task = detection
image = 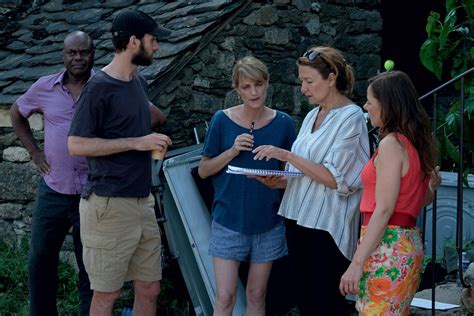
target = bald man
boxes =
[10,31,95,316]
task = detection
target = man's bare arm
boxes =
[68,133,172,157]
[150,105,166,130]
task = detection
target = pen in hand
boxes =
[248,121,255,148]
[250,121,255,135]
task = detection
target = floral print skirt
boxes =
[356,225,424,316]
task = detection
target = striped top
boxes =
[279,104,370,259]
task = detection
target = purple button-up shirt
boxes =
[16,70,93,195]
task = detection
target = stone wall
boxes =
[159,0,382,147]
[0,0,382,247]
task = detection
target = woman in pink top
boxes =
[339,71,441,315]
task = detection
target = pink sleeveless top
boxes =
[360,133,429,219]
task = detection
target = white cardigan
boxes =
[280,104,370,259]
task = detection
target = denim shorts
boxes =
[208,220,288,263]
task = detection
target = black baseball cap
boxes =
[111,9,172,39]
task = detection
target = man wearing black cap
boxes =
[68,9,172,315]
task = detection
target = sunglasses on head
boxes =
[303,50,322,61]
[302,50,335,71]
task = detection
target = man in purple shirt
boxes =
[10,31,94,316]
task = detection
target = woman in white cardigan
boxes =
[253,46,370,315]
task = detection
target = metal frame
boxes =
[418,67,474,314]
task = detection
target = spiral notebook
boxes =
[226,165,304,177]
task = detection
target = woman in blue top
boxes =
[198,56,296,315]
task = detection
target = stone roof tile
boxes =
[0,1,247,105]
[6,41,27,51]
[65,8,112,24]
[2,81,32,95]
[0,93,21,106]
[25,45,58,55]
[188,0,234,14]
[45,21,70,34]
[2,65,61,81]
[139,3,167,15]
[42,0,65,13]
[11,28,28,37]
[21,50,62,67]
[0,81,11,89]
[156,37,202,59]
[17,32,33,42]
[103,0,135,9]
[0,54,30,70]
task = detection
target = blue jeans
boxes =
[28,178,92,316]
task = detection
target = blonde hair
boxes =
[297,46,354,95]
[232,56,269,88]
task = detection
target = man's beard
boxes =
[132,42,154,66]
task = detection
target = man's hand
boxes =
[68,133,173,157]
[135,133,172,152]
[30,149,50,175]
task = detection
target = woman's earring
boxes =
[237,94,242,103]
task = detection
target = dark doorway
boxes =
[380,0,445,96]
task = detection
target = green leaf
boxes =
[446,0,456,12]
[463,0,474,20]
[420,39,443,79]
[426,11,441,35]
[439,8,457,49]
[444,134,461,163]
[463,168,472,188]
[446,100,461,127]
[465,97,474,118]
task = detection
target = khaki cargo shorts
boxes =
[79,193,162,292]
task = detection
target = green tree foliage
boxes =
[420,0,474,181]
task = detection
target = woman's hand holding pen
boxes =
[230,133,254,156]
[252,145,290,162]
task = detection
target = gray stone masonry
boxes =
[0,0,382,257]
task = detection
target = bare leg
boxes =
[133,280,161,316]
[245,262,272,316]
[213,257,241,316]
[90,289,121,316]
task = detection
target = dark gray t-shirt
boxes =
[69,70,152,198]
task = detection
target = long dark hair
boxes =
[368,71,436,177]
